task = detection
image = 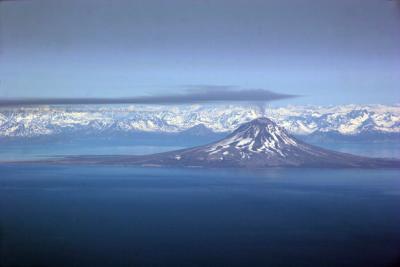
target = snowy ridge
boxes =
[0,104,399,138]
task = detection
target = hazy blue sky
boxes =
[0,0,399,105]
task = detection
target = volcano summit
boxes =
[50,117,400,168]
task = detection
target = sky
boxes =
[0,0,399,106]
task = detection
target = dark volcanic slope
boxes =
[52,117,400,168]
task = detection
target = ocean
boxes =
[0,141,399,267]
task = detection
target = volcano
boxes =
[53,117,400,168]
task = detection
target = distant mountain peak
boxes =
[210,117,298,157]
[182,123,214,136]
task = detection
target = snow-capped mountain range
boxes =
[0,104,399,139]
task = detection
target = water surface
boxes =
[1,165,399,267]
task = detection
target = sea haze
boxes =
[1,136,399,162]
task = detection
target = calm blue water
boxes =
[1,165,400,267]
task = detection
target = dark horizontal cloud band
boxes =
[0,89,297,107]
